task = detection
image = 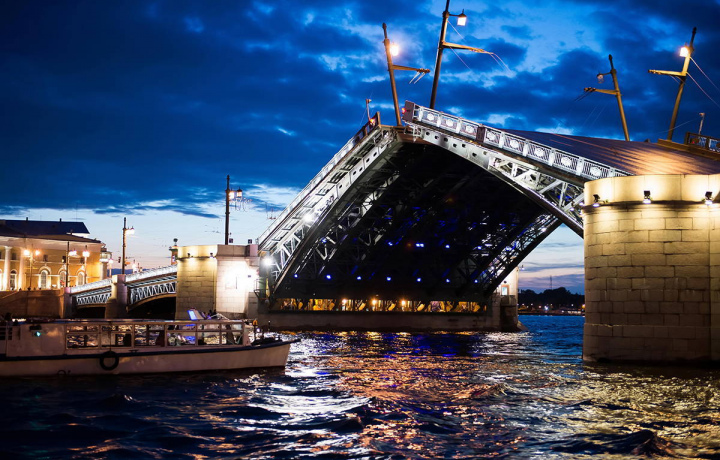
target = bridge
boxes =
[68,265,178,315]
[65,102,720,362]
[257,101,719,306]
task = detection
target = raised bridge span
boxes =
[257,101,720,307]
[67,102,720,353]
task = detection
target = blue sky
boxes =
[2,0,719,294]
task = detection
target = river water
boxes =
[0,316,718,459]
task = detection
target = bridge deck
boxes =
[505,130,720,175]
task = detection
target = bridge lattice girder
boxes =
[258,103,629,302]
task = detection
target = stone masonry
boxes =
[584,174,720,363]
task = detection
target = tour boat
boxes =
[0,311,297,377]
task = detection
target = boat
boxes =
[0,310,297,377]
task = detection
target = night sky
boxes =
[2,0,719,293]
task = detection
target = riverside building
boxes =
[0,219,109,290]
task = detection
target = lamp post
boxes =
[430,0,488,109]
[121,217,134,276]
[382,23,430,126]
[65,241,69,288]
[583,54,630,141]
[23,249,39,289]
[224,175,242,245]
[649,27,697,141]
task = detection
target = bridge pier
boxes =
[105,274,128,318]
[584,174,720,363]
[174,244,260,319]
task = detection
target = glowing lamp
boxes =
[82,250,90,258]
[643,190,652,204]
[389,42,399,57]
[680,46,690,57]
[592,194,601,208]
[456,10,467,26]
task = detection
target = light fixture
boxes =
[23,249,30,257]
[592,194,601,207]
[187,252,191,258]
[416,277,422,282]
[356,275,362,280]
[326,274,332,280]
[643,190,652,204]
[69,250,77,257]
[386,276,392,281]
[389,42,399,57]
[680,46,690,57]
[456,10,467,26]
[704,191,713,206]
[82,250,90,258]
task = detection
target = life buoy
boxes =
[99,351,119,371]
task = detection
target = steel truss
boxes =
[260,102,629,302]
[75,289,111,307]
[128,278,177,305]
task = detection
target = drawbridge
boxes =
[258,101,720,306]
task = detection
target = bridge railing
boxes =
[69,279,111,294]
[685,132,720,153]
[404,102,628,181]
[126,265,177,283]
[259,112,382,245]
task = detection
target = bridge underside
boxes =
[271,138,558,302]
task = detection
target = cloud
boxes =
[1,0,718,287]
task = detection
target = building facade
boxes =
[0,219,110,291]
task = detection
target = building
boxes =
[0,219,110,290]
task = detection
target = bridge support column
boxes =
[105,274,128,319]
[583,174,720,363]
[175,244,260,319]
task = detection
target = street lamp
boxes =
[225,175,243,245]
[649,27,697,141]
[583,54,630,141]
[23,249,40,289]
[121,217,134,276]
[382,23,430,126]
[429,0,490,109]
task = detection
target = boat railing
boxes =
[63,319,254,351]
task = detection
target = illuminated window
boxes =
[39,269,49,289]
[9,271,17,290]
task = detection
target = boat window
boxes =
[66,333,99,348]
[167,331,196,346]
[68,324,99,333]
[133,324,165,346]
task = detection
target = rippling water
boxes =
[0,316,718,459]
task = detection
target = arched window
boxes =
[39,269,50,289]
[9,270,17,290]
[58,270,66,288]
[77,271,86,286]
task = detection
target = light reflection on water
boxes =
[0,316,718,459]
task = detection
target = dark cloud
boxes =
[1,0,718,218]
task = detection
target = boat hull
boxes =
[0,341,294,377]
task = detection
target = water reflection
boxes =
[0,317,718,458]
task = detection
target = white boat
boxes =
[0,311,297,377]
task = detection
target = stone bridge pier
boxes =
[174,244,260,320]
[584,174,720,363]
